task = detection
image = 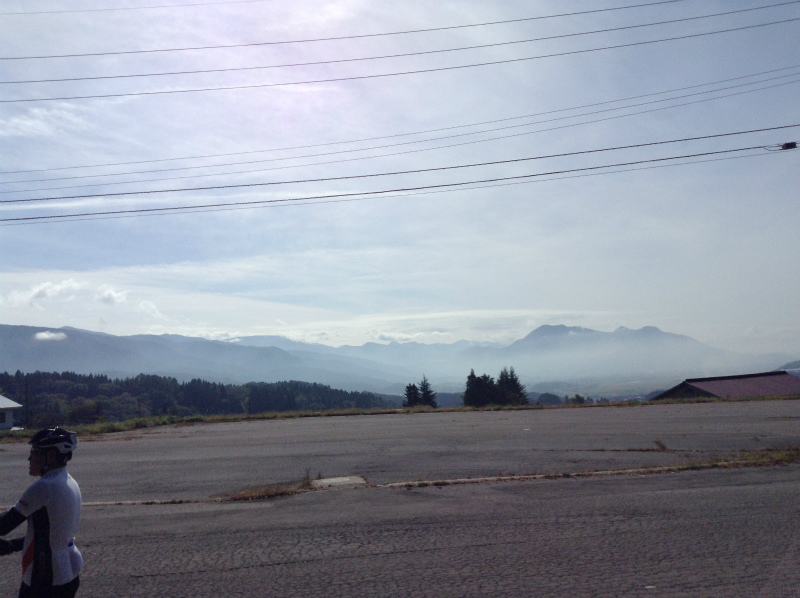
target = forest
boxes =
[0,371,394,428]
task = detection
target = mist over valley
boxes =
[1,323,793,399]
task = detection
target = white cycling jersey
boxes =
[14,467,83,587]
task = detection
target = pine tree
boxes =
[497,366,527,405]
[418,375,437,408]
[462,369,479,407]
[403,383,420,408]
[463,370,497,407]
[477,374,497,406]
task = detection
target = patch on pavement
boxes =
[310,476,367,489]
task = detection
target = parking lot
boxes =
[2,400,799,597]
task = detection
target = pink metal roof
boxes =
[687,371,800,399]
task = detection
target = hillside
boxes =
[0,323,791,396]
[0,371,394,428]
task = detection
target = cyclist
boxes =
[1,427,83,598]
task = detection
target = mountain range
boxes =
[0,323,794,397]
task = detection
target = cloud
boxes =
[34,331,67,341]
[374,330,424,343]
[0,107,89,138]
[95,285,129,305]
[3,279,83,308]
[137,300,168,321]
[0,113,55,137]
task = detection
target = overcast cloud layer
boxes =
[1,0,799,355]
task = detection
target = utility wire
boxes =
[4,16,798,104]
[5,74,798,192]
[6,3,795,85]
[4,125,797,204]
[3,151,777,226]
[1,0,272,15]
[0,0,684,57]
[2,145,788,222]
[5,64,798,177]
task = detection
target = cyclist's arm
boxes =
[0,509,25,556]
[0,537,24,555]
[0,507,26,536]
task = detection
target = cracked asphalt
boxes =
[1,400,799,597]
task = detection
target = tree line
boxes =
[463,367,527,407]
[0,371,391,428]
[402,367,529,408]
[2,365,593,429]
[403,375,438,408]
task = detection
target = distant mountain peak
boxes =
[1,322,792,394]
[639,325,664,335]
[612,325,664,336]
[524,324,596,339]
[508,324,702,352]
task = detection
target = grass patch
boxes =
[699,446,800,468]
[653,439,669,452]
[0,428,33,443]
[226,483,305,502]
[392,446,800,490]
[226,470,315,502]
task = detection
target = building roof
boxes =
[654,371,800,400]
[0,395,23,409]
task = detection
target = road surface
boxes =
[1,401,798,596]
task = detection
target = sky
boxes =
[1,0,799,355]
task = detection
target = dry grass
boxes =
[390,445,800,490]
[225,470,315,502]
[686,446,800,469]
[226,483,306,502]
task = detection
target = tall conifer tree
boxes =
[403,383,420,408]
[497,366,527,405]
[418,375,437,408]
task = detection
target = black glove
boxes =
[0,538,23,556]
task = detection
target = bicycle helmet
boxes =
[29,427,78,454]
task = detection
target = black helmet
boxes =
[29,427,78,454]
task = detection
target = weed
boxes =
[226,483,302,502]
[299,468,313,490]
[737,446,800,466]
[227,470,319,502]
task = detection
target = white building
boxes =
[0,395,23,430]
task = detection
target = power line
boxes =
[0,0,685,57]
[5,16,797,104]
[6,3,795,85]
[2,151,777,226]
[1,0,272,15]
[5,74,798,192]
[5,125,797,204]
[2,145,788,223]
[4,64,798,178]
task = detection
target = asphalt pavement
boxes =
[3,399,799,503]
[1,400,799,597]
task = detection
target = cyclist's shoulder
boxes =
[25,468,72,496]
[16,477,49,515]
